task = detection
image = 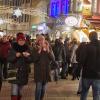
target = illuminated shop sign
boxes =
[49,0,70,18]
[49,0,61,18]
[61,0,70,15]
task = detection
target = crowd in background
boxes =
[0,31,100,100]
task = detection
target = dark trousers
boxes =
[72,63,78,80]
[0,61,8,79]
[0,62,2,91]
[3,62,8,79]
[61,63,68,77]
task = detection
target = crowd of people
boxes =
[0,31,100,100]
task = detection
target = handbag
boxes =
[50,61,58,70]
[49,61,59,82]
[7,63,17,81]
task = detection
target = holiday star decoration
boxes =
[13,8,22,17]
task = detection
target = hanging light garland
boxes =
[0,18,5,25]
[0,0,48,25]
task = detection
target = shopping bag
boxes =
[7,63,17,81]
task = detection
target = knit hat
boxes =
[16,32,26,41]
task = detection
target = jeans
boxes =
[11,84,23,96]
[35,82,47,100]
[72,63,78,80]
[81,78,100,100]
[78,70,82,92]
[61,63,68,77]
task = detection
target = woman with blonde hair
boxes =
[32,35,55,100]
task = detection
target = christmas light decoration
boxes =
[13,8,22,17]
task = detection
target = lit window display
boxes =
[72,30,89,42]
[76,0,83,12]
[61,0,70,15]
[82,0,92,17]
[92,0,97,14]
[49,0,70,18]
[49,0,61,18]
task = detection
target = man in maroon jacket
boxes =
[0,36,11,80]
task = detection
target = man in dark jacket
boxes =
[80,31,100,100]
[76,38,87,95]
[0,36,11,92]
[53,38,66,79]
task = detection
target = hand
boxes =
[37,46,42,54]
[42,45,50,52]
[16,52,21,57]
[42,48,47,51]
[23,52,30,57]
[46,46,50,53]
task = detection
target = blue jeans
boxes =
[61,63,68,77]
[11,84,23,96]
[81,78,100,100]
[78,70,82,92]
[35,82,47,100]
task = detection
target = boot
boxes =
[11,95,18,100]
[0,81,2,92]
[41,97,44,100]
[18,95,22,100]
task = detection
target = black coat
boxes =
[32,47,55,82]
[53,42,66,63]
[80,40,100,79]
[7,43,32,85]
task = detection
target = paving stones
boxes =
[0,78,92,100]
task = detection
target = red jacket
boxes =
[0,41,11,59]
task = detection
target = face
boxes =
[2,36,8,42]
[18,39,25,46]
[38,38,45,47]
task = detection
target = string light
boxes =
[13,8,22,17]
[0,18,4,25]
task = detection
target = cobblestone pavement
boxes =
[0,77,92,100]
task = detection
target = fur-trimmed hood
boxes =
[12,42,29,53]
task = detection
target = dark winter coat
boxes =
[80,40,100,79]
[64,40,70,64]
[32,47,55,82]
[53,40,66,63]
[7,42,32,85]
[76,42,87,63]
